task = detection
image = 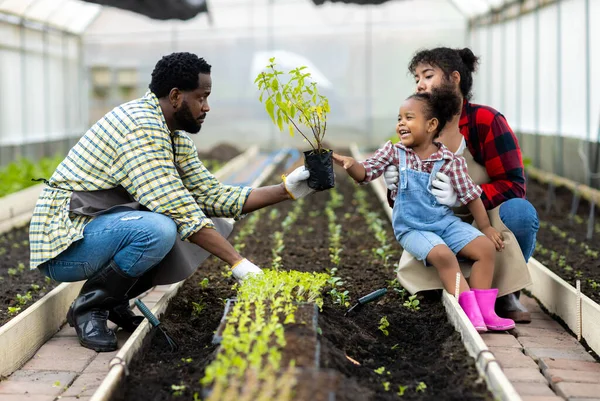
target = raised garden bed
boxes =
[117,166,492,401]
[527,178,600,303]
[0,226,59,327]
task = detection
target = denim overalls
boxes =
[391,146,482,262]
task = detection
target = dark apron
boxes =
[69,186,233,285]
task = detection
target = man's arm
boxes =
[188,227,243,265]
[242,183,290,214]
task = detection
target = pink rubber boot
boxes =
[474,289,516,331]
[458,291,487,333]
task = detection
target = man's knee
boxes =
[145,214,178,255]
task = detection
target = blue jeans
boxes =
[39,209,178,281]
[499,198,539,262]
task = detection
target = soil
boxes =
[527,178,600,302]
[119,165,492,401]
[0,226,59,327]
[197,143,241,163]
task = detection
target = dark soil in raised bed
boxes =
[527,178,600,302]
[119,165,491,401]
[0,226,59,326]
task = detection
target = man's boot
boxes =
[107,272,155,332]
[495,291,531,323]
[67,261,138,352]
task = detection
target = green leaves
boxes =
[254,57,330,152]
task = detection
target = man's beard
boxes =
[174,101,202,134]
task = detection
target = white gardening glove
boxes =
[231,259,263,283]
[282,166,316,200]
[383,165,399,191]
[431,172,460,207]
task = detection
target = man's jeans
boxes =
[499,198,539,262]
[39,209,178,281]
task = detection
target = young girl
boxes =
[333,88,515,332]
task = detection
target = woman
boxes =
[384,47,539,322]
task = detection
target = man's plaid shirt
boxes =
[460,100,526,209]
[29,92,251,269]
[361,141,482,205]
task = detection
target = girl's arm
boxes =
[467,198,504,250]
[332,153,366,181]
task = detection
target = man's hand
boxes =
[231,259,263,283]
[283,166,315,200]
[383,165,399,190]
[431,172,460,207]
[481,226,505,251]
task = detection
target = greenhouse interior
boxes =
[0,0,599,400]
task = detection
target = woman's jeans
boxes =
[498,198,539,262]
[39,209,178,281]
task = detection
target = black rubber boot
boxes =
[67,261,139,352]
[495,291,531,323]
[107,272,154,332]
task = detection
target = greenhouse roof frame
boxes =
[0,0,531,36]
[0,0,101,34]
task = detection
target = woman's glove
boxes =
[231,259,263,283]
[283,166,316,200]
[383,165,399,190]
[431,172,460,207]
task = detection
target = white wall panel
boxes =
[503,19,518,128]
[590,0,600,144]
[519,12,536,134]
[0,50,23,145]
[24,53,46,144]
[538,5,558,135]
[489,24,503,112]
[560,0,587,139]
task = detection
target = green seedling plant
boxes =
[201,270,329,393]
[379,316,390,336]
[191,300,206,317]
[403,294,420,311]
[199,278,209,290]
[397,385,408,396]
[7,306,21,315]
[271,231,285,270]
[255,58,331,154]
[171,384,186,397]
[416,381,427,393]
[7,268,17,276]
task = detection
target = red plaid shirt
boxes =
[460,100,526,209]
[361,141,482,205]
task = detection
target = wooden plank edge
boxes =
[527,258,600,356]
[350,143,521,401]
[0,281,84,377]
[89,147,288,401]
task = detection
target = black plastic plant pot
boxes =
[303,149,335,191]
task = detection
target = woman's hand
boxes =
[332,153,356,170]
[481,226,504,251]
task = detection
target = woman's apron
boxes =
[396,145,532,297]
[68,185,234,286]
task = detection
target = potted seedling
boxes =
[255,58,334,190]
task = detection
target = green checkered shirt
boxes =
[29,92,251,269]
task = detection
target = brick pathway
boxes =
[0,284,172,401]
[483,295,600,401]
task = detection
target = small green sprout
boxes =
[378,316,390,336]
[374,366,386,375]
[171,384,186,397]
[191,301,205,317]
[397,385,408,396]
[403,294,420,311]
[199,278,209,290]
[416,381,427,392]
[382,381,390,391]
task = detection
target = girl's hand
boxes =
[481,227,504,251]
[332,153,356,170]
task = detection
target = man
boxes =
[29,52,315,352]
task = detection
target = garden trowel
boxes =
[344,288,387,317]
[134,299,179,351]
